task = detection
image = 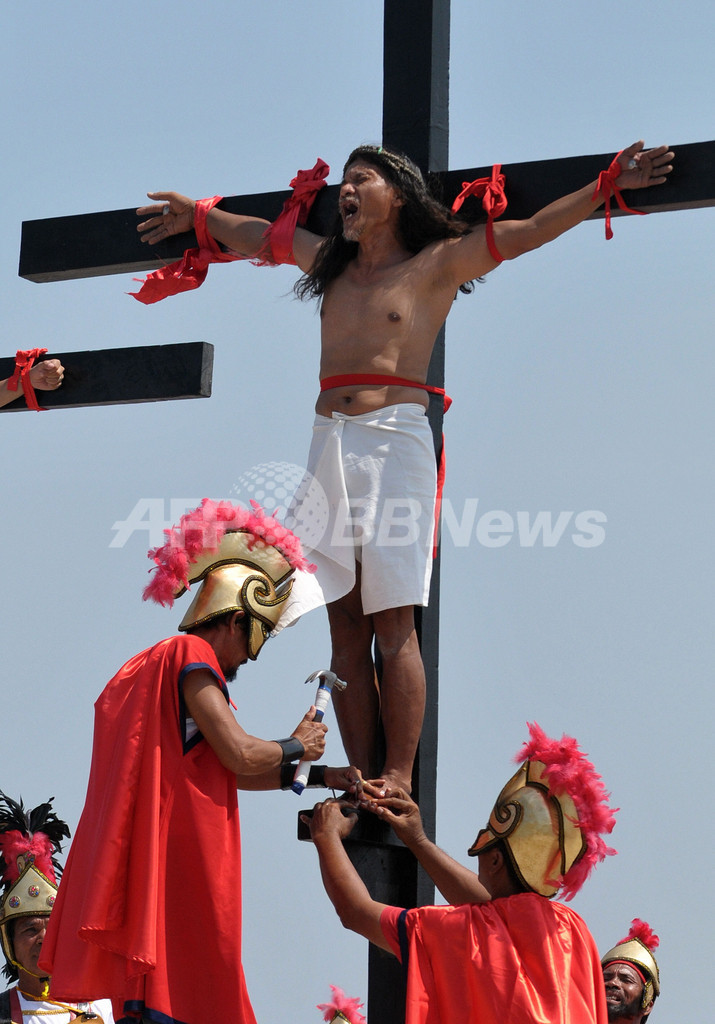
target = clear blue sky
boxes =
[3,2,713,1020]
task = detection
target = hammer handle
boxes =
[292,683,333,794]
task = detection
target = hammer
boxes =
[292,669,347,794]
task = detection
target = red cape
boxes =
[382,893,608,1024]
[41,635,256,1024]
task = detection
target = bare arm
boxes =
[136,190,324,273]
[183,668,326,777]
[0,359,64,409]
[306,799,391,951]
[235,764,363,793]
[362,782,491,905]
[443,141,674,284]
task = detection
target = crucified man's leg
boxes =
[328,568,425,792]
[327,570,380,779]
[372,604,425,794]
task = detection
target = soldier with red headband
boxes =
[602,920,661,1024]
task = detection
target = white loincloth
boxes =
[277,403,437,628]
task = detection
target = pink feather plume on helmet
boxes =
[317,986,367,1024]
[143,498,314,607]
[620,918,659,951]
[516,722,618,900]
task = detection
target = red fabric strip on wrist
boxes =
[130,160,329,304]
[130,196,241,304]
[7,348,48,411]
[592,152,647,240]
[451,164,507,263]
[193,195,231,256]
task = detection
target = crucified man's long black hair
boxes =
[294,145,478,302]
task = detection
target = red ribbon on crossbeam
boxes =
[130,159,329,304]
[592,152,646,240]
[451,163,507,220]
[7,348,48,411]
[451,164,507,263]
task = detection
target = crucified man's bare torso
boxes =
[316,238,462,417]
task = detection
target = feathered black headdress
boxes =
[0,791,70,889]
[0,792,70,981]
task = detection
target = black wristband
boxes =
[307,764,327,787]
[275,736,305,764]
[280,763,327,790]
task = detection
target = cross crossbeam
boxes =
[18,142,714,284]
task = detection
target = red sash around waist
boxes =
[320,373,452,412]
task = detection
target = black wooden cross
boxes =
[16,2,715,1022]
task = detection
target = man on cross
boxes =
[135,139,673,793]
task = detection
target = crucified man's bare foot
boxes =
[379,769,413,796]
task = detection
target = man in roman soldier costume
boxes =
[308,722,617,1024]
[40,500,356,1024]
[0,792,114,1024]
[602,920,660,1023]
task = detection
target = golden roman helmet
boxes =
[0,861,57,966]
[602,920,661,1012]
[468,723,617,900]
[143,499,314,661]
[469,758,586,897]
[176,530,296,659]
[0,793,69,979]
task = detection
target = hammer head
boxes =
[304,668,347,692]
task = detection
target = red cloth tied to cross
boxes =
[451,164,507,263]
[6,348,48,411]
[255,157,330,265]
[130,159,329,305]
[592,152,647,240]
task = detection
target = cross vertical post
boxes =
[354,4,451,1021]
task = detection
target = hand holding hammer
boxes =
[292,669,347,794]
